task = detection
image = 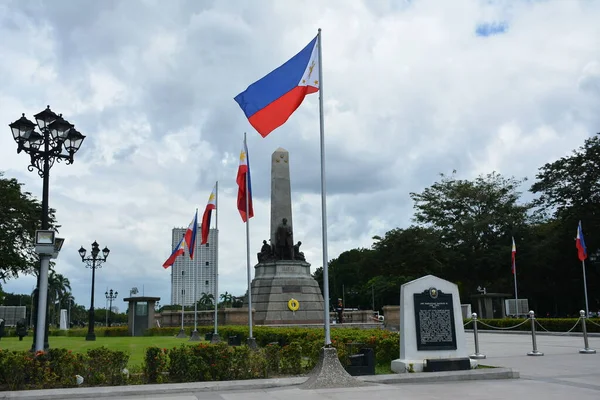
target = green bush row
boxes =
[144,326,399,366]
[0,347,129,391]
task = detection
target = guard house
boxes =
[124,296,160,336]
[470,293,511,319]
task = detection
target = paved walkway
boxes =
[2,332,599,399]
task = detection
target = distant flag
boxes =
[163,236,185,269]
[183,210,198,259]
[511,237,517,275]
[201,184,217,244]
[234,35,319,137]
[236,137,254,222]
[576,221,587,262]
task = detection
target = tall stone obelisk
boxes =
[270,148,293,247]
[247,148,325,325]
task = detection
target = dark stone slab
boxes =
[413,288,457,351]
[423,357,471,372]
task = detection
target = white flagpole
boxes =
[513,237,518,316]
[193,210,198,333]
[214,181,219,336]
[244,133,254,339]
[582,259,589,317]
[513,264,518,316]
[317,28,331,346]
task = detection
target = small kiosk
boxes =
[470,293,511,319]
[124,296,160,336]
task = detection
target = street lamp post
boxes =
[105,289,118,327]
[79,242,110,341]
[9,106,86,351]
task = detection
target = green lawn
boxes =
[0,336,205,367]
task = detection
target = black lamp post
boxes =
[9,106,85,351]
[79,241,110,341]
[105,289,118,327]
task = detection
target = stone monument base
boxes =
[391,358,477,373]
[249,260,324,324]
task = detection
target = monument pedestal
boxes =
[249,260,324,324]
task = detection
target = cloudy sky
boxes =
[2,0,600,309]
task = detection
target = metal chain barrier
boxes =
[469,313,486,359]
[535,317,581,336]
[586,317,600,328]
[578,310,596,354]
[464,319,473,327]
[476,318,530,330]
[527,310,544,356]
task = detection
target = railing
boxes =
[464,310,598,358]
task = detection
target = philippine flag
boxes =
[511,237,516,275]
[236,139,254,222]
[234,35,319,137]
[163,236,185,269]
[183,210,198,259]
[201,184,217,245]
[576,221,587,262]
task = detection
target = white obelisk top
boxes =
[270,147,294,247]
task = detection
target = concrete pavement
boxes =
[1,331,599,399]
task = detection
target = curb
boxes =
[360,368,519,384]
[0,368,519,399]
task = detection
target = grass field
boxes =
[0,336,206,367]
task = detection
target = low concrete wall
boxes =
[382,305,400,330]
[158,308,255,327]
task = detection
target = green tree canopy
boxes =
[0,172,58,281]
[409,171,531,295]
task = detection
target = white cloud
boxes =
[1,0,600,308]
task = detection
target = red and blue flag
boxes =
[576,221,587,262]
[234,36,319,137]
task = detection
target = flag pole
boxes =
[214,180,219,336]
[513,263,518,317]
[244,132,254,339]
[317,28,331,347]
[193,210,198,334]
[582,259,589,317]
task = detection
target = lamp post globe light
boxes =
[79,241,110,341]
[9,106,86,352]
[105,289,118,327]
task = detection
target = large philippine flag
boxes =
[201,184,217,245]
[163,236,185,269]
[236,139,254,222]
[576,221,587,262]
[183,210,198,259]
[234,35,319,137]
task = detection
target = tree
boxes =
[198,292,214,310]
[0,172,58,281]
[409,171,531,296]
[530,134,600,313]
[219,291,233,307]
[530,134,600,220]
[47,271,71,326]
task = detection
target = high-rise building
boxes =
[170,227,218,306]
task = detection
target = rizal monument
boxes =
[247,147,325,324]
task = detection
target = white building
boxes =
[170,227,218,306]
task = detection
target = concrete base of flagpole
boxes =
[176,329,187,339]
[579,348,596,354]
[189,330,201,341]
[247,337,258,350]
[210,333,221,344]
[300,347,368,390]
